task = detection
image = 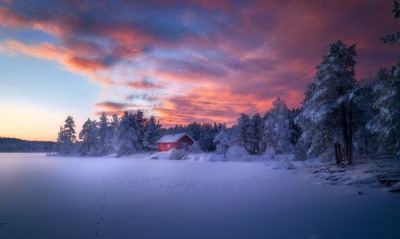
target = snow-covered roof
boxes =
[156,133,194,144]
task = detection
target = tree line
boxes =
[54,111,162,156]
[55,2,400,163]
[0,137,55,152]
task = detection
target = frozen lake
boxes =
[0,153,399,239]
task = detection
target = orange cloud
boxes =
[155,85,279,127]
[5,40,116,85]
[94,101,153,115]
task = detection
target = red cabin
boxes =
[156,133,194,152]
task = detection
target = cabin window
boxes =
[182,143,188,150]
[167,143,171,149]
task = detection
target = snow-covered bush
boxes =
[280,159,296,170]
[226,145,249,158]
[263,147,275,160]
[226,145,254,161]
[189,142,203,153]
[168,149,188,160]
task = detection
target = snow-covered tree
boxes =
[78,118,98,156]
[113,111,141,156]
[104,114,119,154]
[366,2,400,157]
[142,115,162,151]
[134,110,147,146]
[55,116,77,154]
[350,82,379,156]
[214,124,231,158]
[264,97,291,154]
[187,122,202,141]
[367,67,400,156]
[198,123,215,152]
[288,108,302,146]
[233,113,251,148]
[296,41,357,164]
[231,113,264,155]
[64,116,76,143]
[97,112,108,155]
[380,0,400,46]
[252,113,265,154]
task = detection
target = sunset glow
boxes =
[0,0,397,141]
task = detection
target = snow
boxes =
[0,153,399,239]
[156,133,193,143]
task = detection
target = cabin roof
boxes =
[156,133,194,144]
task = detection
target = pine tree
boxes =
[55,116,77,154]
[187,122,202,141]
[234,113,251,149]
[367,68,400,156]
[380,0,400,45]
[134,110,147,146]
[264,97,292,154]
[288,108,302,146]
[296,41,357,164]
[244,113,264,154]
[214,124,231,158]
[78,118,98,156]
[113,111,141,156]
[231,113,264,154]
[198,123,215,152]
[64,116,76,143]
[351,82,379,156]
[104,114,119,154]
[366,1,400,157]
[142,115,162,151]
[97,112,108,155]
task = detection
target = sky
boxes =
[0,0,398,141]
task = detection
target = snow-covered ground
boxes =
[0,153,399,239]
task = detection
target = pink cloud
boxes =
[124,78,164,90]
[5,40,116,85]
[155,86,278,127]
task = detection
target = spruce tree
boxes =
[214,124,231,158]
[97,112,108,155]
[264,97,291,154]
[366,1,400,157]
[198,123,215,152]
[134,110,147,146]
[288,108,302,146]
[142,115,162,151]
[367,68,400,156]
[233,113,251,150]
[104,114,119,154]
[55,116,77,154]
[78,118,98,156]
[245,113,263,154]
[296,41,357,164]
[113,111,141,156]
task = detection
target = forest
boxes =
[0,137,55,152]
[54,3,400,164]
